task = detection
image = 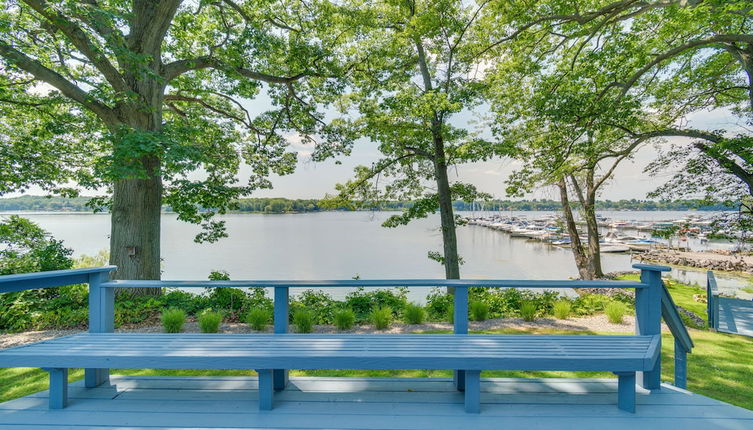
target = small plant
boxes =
[334,309,356,330]
[246,308,271,331]
[605,302,627,324]
[447,303,454,323]
[198,309,222,333]
[470,301,490,321]
[403,303,426,324]
[520,302,537,322]
[370,306,393,330]
[553,301,572,320]
[161,308,186,333]
[293,309,314,333]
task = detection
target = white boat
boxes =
[600,245,630,253]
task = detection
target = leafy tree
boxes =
[0,0,352,287]
[0,215,72,275]
[324,0,505,280]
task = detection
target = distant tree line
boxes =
[0,195,735,214]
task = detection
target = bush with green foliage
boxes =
[345,288,407,321]
[334,308,356,330]
[198,310,222,333]
[161,308,186,333]
[553,301,572,319]
[605,302,628,324]
[295,290,338,324]
[293,309,314,333]
[520,302,537,322]
[370,306,393,330]
[470,301,490,321]
[425,289,454,321]
[403,303,426,324]
[246,308,271,331]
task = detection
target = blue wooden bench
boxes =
[0,332,660,413]
[0,264,690,414]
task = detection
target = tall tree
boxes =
[0,1,351,286]
[324,0,504,280]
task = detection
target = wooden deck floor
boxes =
[1,376,752,429]
[718,297,753,337]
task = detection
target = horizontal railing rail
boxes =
[707,271,720,330]
[0,263,682,391]
[101,279,648,289]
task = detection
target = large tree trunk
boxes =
[432,132,461,281]
[558,178,593,280]
[583,170,603,278]
[109,155,162,291]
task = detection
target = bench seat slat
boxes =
[0,333,660,373]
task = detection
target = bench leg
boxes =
[464,370,481,413]
[616,372,636,413]
[45,368,68,409]
[454,370,465,391]
[85,368,110,388]
[257,369,274,411]
[273,369,288,391]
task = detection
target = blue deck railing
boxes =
[0,264,691,389]
[707,271,720,330]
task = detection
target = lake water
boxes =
[8,211,751,301]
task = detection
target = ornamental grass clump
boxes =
[403,303,426,325]
[470,301,490,321]
[198,309,222,333]
[370,306,393,330]
[605,302,627,324]
[246,308,271,331]
[161,308,186,333]
[293,309,314,333]
[553,301,572,320]
[520,302,537,322]
[334,309,356,330]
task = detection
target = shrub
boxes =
[447,303,454,323]
[370,306,393,330]
[294,290,338,324]
[470,301,490,321]
[246,308,271,331]
[334,309,356,330]
[403,303,426,324]
[293,309,314,333]
[198,310,222,333]
[425,288,454,321]
[345,288,408,321]
[520,302,537,322]
[605,302,627,324]
[161,308,186,333]
[553,301,572,319]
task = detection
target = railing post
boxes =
[453,286,469,391]
[85,271,113,388]
[674,338,687,389]
[633,263,670,390]
[273,286,289,391]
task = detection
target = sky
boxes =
[6,90,742,201]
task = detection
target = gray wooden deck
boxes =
[1,376,752,429]
[718,297,753,337]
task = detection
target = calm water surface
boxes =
[11,211,751,301]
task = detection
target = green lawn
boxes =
[2,278,752,410]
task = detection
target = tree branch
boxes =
[0,41,116,123]
[21,0,127,92]
[161,55,310,84]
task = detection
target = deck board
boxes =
[1,376,751,429]
[718,297,753,337]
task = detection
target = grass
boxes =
[334,309,356,330]
[470,301,490,321]
[161,308,185,333]
[370,306,392,330]
[520,302,537,321]
[605,302,627,324]
[553,301,571,319]
[403,303,425,325]
[245,308,271,331]
[198,310,222,333]
[293,309,314,333]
